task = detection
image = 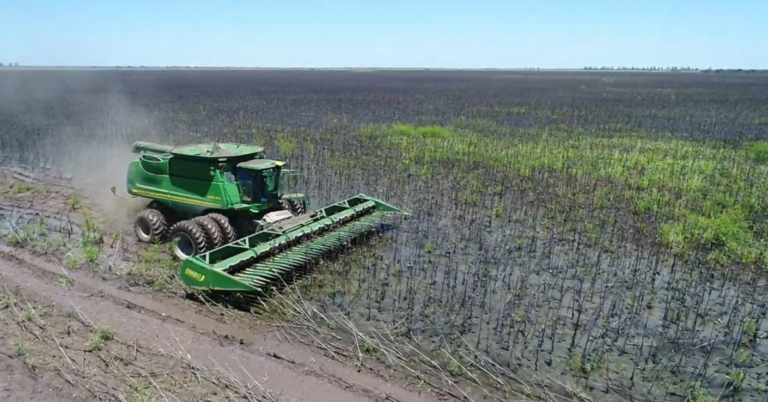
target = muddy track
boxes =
[0,163,447,402]
[0,258,281,402]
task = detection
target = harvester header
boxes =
[126,140,405,295]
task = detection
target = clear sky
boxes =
[1,0,765,69]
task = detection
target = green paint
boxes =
[179,194,405,292]
[127,140,406,294]
[127,140,307,217]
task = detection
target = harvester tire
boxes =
[281,199,305,216]
[194,216,224,249]
[147,201,179,225]
[168,220,208,260]
[206,213,237,243]
[134,209,168,243]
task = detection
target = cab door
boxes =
[236,169,255,203]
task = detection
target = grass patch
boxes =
[358,122,768,269]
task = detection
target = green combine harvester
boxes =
[126,141,405,293]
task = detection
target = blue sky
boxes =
[1,0,765,69]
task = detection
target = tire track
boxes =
[0,244,443,402]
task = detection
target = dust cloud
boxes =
[0,71,173,232]
[51,92,166,232]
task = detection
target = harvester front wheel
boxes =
[168,220,208,260]
[194,216,224,249]
[206,213,237,243]
[134,209,168,243]
[148,201,180,226]
[281,199,305,216]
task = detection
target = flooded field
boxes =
[3,69,768,401]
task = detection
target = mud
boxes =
[0,161,450,402]
[0,357,82,402]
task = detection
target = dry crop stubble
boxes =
[0,255,280,402]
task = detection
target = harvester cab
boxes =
[235,159,285,204]
[233,158,309,229]
[126,140,406,295]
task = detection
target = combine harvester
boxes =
[126,141,405,294]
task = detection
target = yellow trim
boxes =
[184,268,206,282]
[131,188,221,208]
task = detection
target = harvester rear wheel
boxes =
[206,213,237,243]
[194,216,224,249]
[134,209,168,243]
[168,220,208,260]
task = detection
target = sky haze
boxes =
[1,0,765,69]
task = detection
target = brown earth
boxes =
[0,163,452,402]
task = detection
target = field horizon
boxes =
[2,65,763,73]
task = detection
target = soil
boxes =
[0,162,450,402]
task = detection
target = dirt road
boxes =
[0,162,447,402]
